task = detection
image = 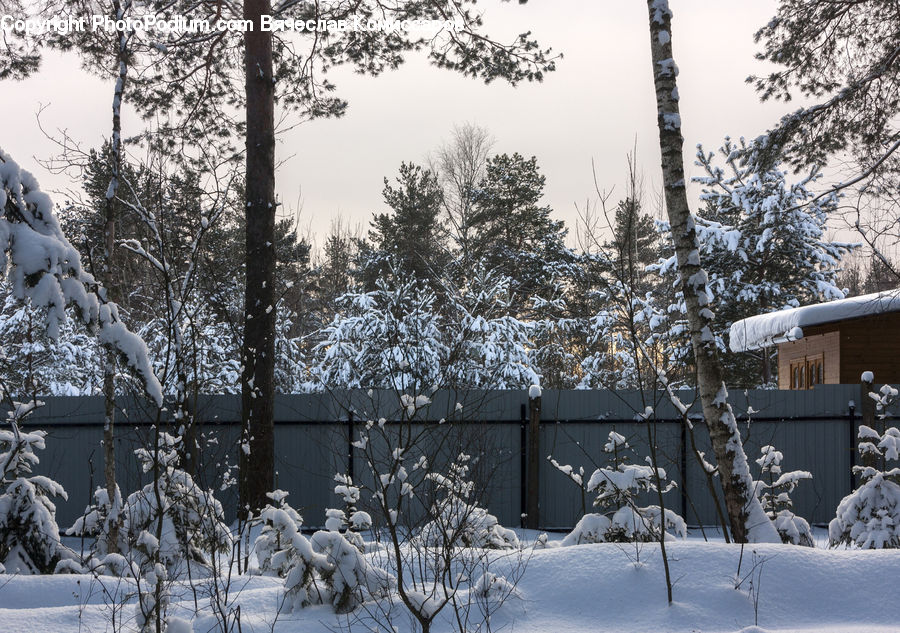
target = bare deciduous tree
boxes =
[433,123,495,265]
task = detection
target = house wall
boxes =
[777,325,840,389]
[776,311,900,388]
[837,312,900,384]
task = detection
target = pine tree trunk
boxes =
[645,0,777,543]
[239,0,277,517]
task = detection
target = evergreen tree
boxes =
[830,406,900,549]
[0,401,75,574]
[362,163,447,287]
[578,195,669,390]
[846,253,899,296]
[445,267,540,389]
[693,138,852,386]
[12,0,557,516]
[0,283,99,397]
[558,430,686,545]
[318,221,358,311]
[310,276,448,391]
[467,153,575,314]
[750,1,900,288]
[754,445,814,546]
[750,0,900,173]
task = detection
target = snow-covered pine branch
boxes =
[0,148,162,405]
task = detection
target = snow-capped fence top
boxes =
[729,289,900,352]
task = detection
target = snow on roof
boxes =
[729,289,900,352]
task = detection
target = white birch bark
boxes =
[100,0,132,555]
[645,0,778,543]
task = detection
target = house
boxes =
[729,290,900,389]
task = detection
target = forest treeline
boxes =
[1,126,883,399]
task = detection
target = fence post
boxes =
[679,419,687,520]
[347,410,355,481]
[860,374,877,472]
[526,393,541,530]
[848,400,856,493]
[519,404,527,529]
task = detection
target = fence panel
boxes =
[12,385,865,530]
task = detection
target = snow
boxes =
[861,370,875,383]
[650,0,673,26]
[0,147,163,404]
[528,384,542,399]
[3,539,900,632]
[730,289,900,352]
[661,111,681,130]
[657,57,678,78]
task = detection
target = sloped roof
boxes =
[729,289,900,352]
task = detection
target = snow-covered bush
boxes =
[253,490,392,614]
[420,453,519,550]
[67,432,227,633]
[310,528,395,613]
[754,445,813,546]
[120,432,230,572]
[67,485,122,562]
[559,431,686,545]
[254,490,308,576]
[471,570,520,605]
[331,473,372,552]
[830,409,900,548]
[561,513,611,546]
[254,492,329,609]
[0,400,75,573]
[135,558,169,633]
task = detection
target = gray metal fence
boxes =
[14,385,865,530]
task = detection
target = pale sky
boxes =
[1,1,792,252]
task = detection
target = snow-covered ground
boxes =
[1,532,898,633]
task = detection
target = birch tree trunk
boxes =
[645,0,778,543]
[101,0,131,554]
[239,0,277,517]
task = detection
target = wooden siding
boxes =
[837,312,900,384]
[776,311,900,388]
[777,325,840,389]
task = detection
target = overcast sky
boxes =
[1,0,795,251]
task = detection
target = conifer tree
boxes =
[468,153,574,314]
[668,138,853,387]
[3,0,557,515]
[362,163,447,288]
